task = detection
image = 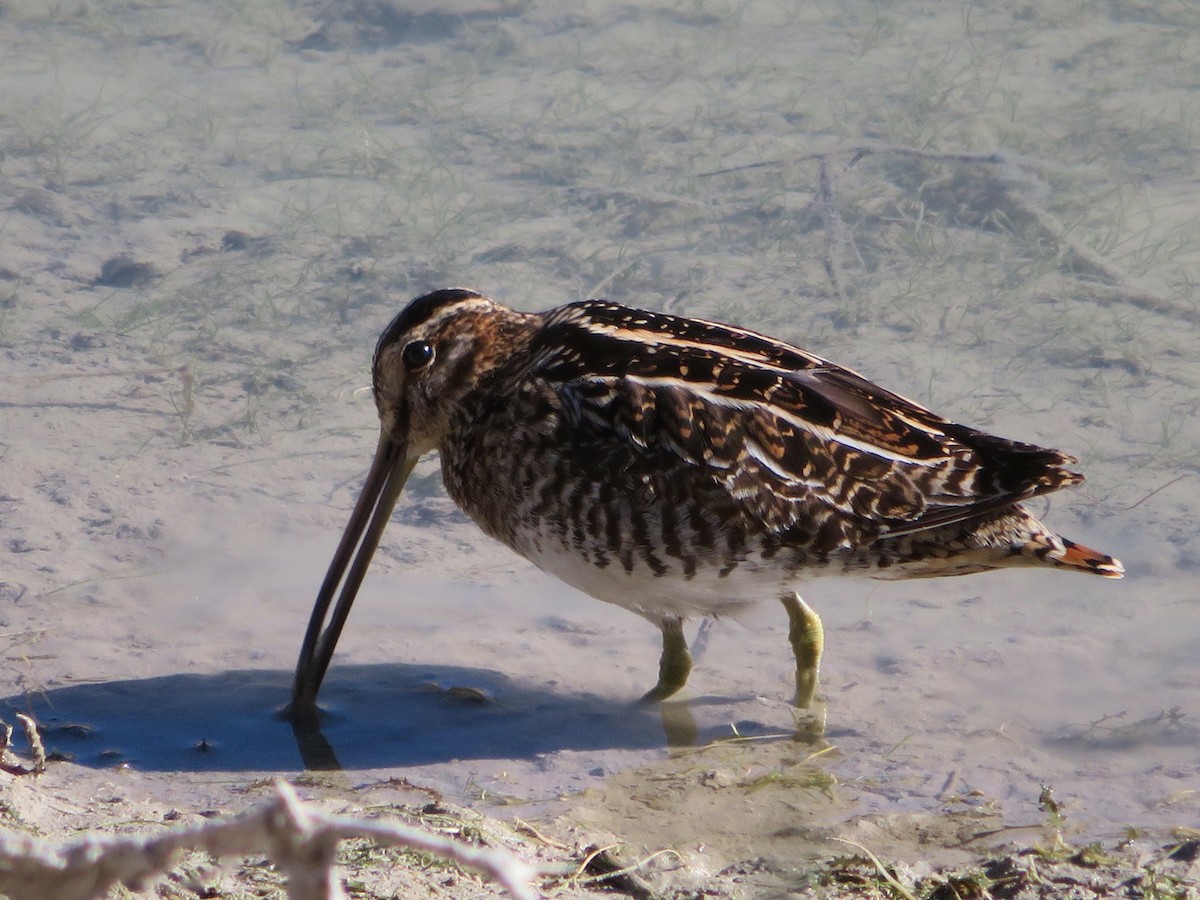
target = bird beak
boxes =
[288,432,418,718]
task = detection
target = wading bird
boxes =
[289,289,1122,717]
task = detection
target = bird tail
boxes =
[1048,536,1124,578]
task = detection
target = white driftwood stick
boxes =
[0,781,536,900]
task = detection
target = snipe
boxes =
[289,289,1122,716]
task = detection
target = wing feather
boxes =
[532,301,1082,553]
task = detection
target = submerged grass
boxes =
[6,0,1194,486]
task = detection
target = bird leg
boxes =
[639,616,693,704]
[780,593,823,708]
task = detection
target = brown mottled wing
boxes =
[532,301,1083,553]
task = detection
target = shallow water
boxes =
[2,0,1198,866]
[6,516,1192,840]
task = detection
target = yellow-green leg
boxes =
[639,616,693,704]
[781,592,824,708]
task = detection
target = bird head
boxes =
[288,288,535,717]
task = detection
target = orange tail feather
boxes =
[1056,537,1124,578]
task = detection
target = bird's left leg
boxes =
[780,592,823,708]
[639,616,693,704]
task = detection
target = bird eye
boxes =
[401,340,435,370]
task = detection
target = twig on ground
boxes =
[0,780,537,900]
[0,714,46,776]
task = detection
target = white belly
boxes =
[512,530,799,623]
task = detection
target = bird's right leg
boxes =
[780,592,823,708]
[639,616,693,704]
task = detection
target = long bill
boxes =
[287,432,418,718]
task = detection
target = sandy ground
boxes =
[1,0,1199,896]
